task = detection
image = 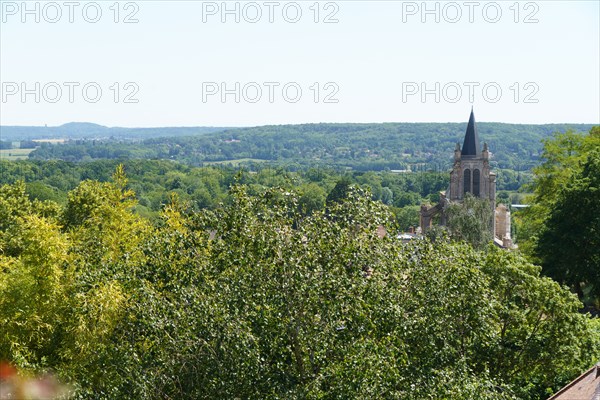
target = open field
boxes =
[0,148,34,160]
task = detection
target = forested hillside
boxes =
[0,122,228,141]
[25,122,594,172]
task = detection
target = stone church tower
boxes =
[448,108,496,209]
[420,109,513,248]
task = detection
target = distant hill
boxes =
[0,123,232,141]
[22,122,596,173]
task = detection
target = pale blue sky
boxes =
[1,0,598,127]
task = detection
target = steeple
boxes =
[461,107,481,157]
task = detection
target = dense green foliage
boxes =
[537,150,600,299]
[1,172,598,399]
[516,127,600,305]
[0,159,453,230]
[445,194,495,251]
[2,123,599,397]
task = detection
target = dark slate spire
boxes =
[461,108,481,157]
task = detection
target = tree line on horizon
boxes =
[17,122,593,173]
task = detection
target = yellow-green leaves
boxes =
[0,211,70,368]
[70,280,126,357]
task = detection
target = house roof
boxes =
[547,363,600,400]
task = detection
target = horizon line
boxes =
[1,121,599,130]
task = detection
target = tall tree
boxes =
[445,193,494,251]
[536,151,600,298]
[516,127,600,259]
[326,176,353,205]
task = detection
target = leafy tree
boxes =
[326,176,353,205]
[480,248,600,399]
[0,181,70,370]
[0,214,71,368]
[445,193,494,250]
[394,191,421,207]
[536,151,600,299]
[298,183,326,215]
[394,205,420,231]
[516,127,600,259]
[381,187,393,205]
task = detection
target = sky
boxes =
[1,0,599,127]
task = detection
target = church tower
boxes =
[448,108,496,212]
[420,109,512,248]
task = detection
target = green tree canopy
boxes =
[517,127,600,259]
[445,193,494,251]
[536,151,600,298]
[0,173,598,399]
